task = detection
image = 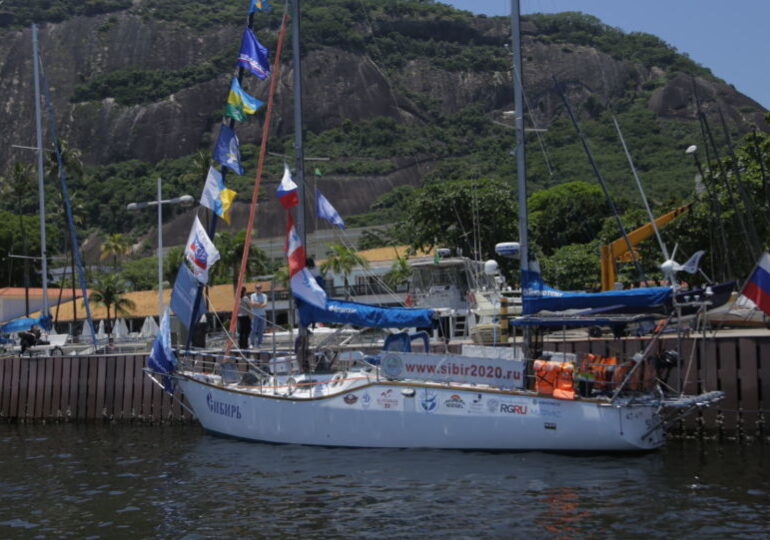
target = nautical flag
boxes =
[248,0,271,12]
[213,124,244,175]
[237,28,271,80]
[286,214,327,309]
[225,77,264,122]
[200,166,237,224]
[316,190,345,229]
[277,162,298,208]
[185,216,221,284]
[741,252,770,316]
[146,306,176,393]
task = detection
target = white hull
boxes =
[178,373,665,451]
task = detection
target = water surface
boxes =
[0,424,767,538]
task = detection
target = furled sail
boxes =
[522,270,671,315]
[297,298,435,329]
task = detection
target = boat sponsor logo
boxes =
[487,398,500,413]
[544,422,557,430]
[500,402,528,415]
[343,394,358,405]
[376,389,400,410]
[206,392,242,419]
[420,390,438,413]
[468,393,485,414]
[361,392,372,409]
[381,354,403,379]
[444,394,465,409]
[535,399,562,419]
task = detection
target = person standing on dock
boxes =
[249,284,267,348]
[237,287,251,349]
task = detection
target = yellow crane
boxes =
[600,204,691,291]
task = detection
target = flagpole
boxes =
[32,24,49,320]
[187,9,258,351]
[221,8,290,355]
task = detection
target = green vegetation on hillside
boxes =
[0,0,131,28]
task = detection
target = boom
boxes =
[600,204,690,291]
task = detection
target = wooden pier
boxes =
[0,334,768,439]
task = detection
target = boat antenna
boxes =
[553,76,647,286]
[611,116,670,261]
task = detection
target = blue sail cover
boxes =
[0,314,53,334]
[297,298,435,328]
[522,270,671,315]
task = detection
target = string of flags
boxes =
[149,1,275,390]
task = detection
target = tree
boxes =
[528,181,610,256]
[320,243,369,298]
[541,243,601,291]
[401,178,518,260]
[88,273,136,336]
[384,252,412,289]
[100,233,132,268]
[214,230,271,288]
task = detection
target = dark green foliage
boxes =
[71,50,234,106]
[399,177,518,260]
[541,243,601,291]
[0,0,132,28]
[528,181,609,256]
[0,211,51,288]
[527,12,713,79]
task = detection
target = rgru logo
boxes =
[207,392,242,419]
[500,403,527,415]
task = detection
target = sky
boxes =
[444,0,770,110]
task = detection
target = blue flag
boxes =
[213,124,244,175]
[171,263,207,330]
[248,0,271,12]
[146,307,177,393]
[237,28,271,80]
[317,190,345,229]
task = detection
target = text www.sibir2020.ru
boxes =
[403,362,520,380]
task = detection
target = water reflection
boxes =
[0,425,767,538]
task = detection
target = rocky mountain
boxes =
[0,0,766,249]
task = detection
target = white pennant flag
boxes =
[184,216,220,283]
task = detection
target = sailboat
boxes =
[154,0,725,451]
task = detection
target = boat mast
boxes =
[32,24,49,319]
[291,0,309,362]
[511,0,528,284]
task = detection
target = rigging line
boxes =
[553,76,647,285]
[701,110,758,263]
[38,55,98,345]
[611,116,670,261]
[717,107,770,237]
[225,8,290,356]
[750,128,769,203]
[520,86,555,178]
[330,228,406,306]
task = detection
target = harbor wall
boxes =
[1,336,768,439]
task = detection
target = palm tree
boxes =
[384,251,412,289]
[214,230,270,288]
[88,273,136,336]
[100,233,132,269]
[320,243,369,299]
[45,138,83,182]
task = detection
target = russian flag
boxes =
[277,163,298,208]
[741,252,770,316]
[286,215,327,309]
